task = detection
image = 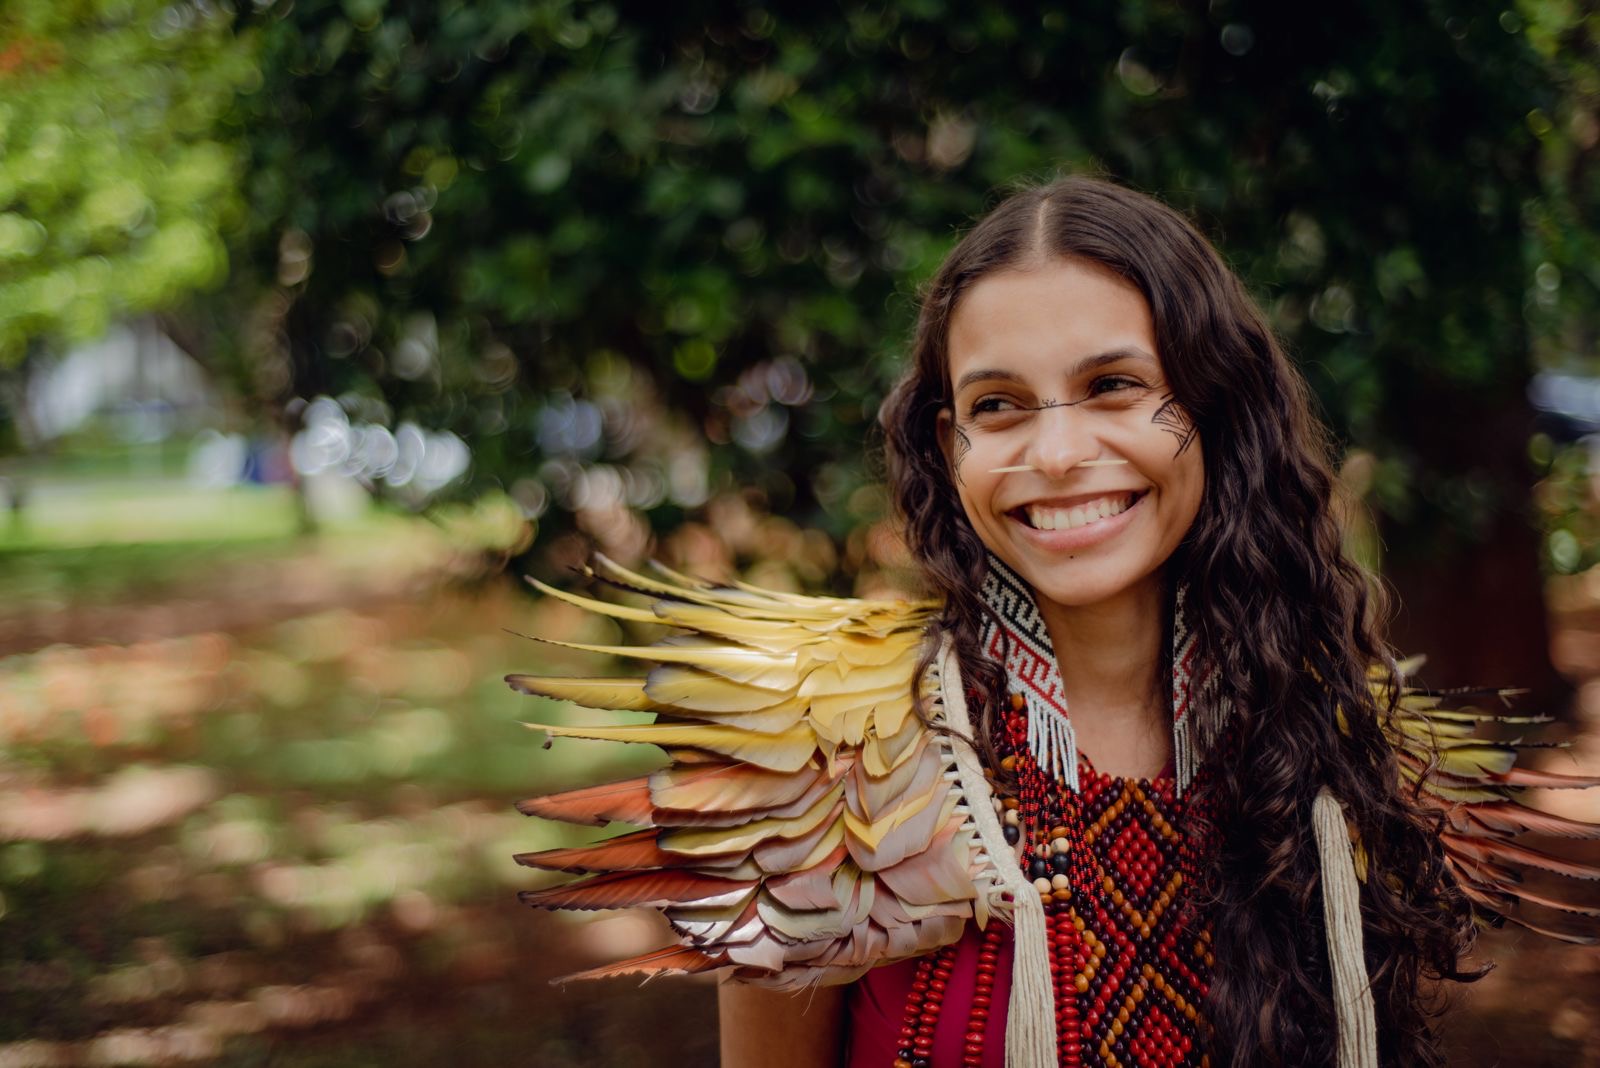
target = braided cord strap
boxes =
[936,637,1056,1068]
[1312,788,1379,1068]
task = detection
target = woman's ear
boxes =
[936,407,954,469]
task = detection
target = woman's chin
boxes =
[1004,548,1157,611]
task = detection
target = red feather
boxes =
[517,777,656,827]
[516,829,735,873]
[1486,766,1600,790]
[1446,833,1600,882]
[1456,801,1600,839]
[1507,883,1600,918]
[555,944,727,983]
[520,869,757,911]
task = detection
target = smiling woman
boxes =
[512,176,1600,1068]
[855,176,1498,1068]
[937,259,1204,619]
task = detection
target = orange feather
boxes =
[516,777,656,827]
[515,829,720,873]
[520,869,758,911]
[555,944,727,983]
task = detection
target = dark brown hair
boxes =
[877,175,1478,1066]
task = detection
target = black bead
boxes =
[897,1049,912,1060]
[1029,858,1050,881]
[1003,824,1020,845]
[912,1059,931,1068]
[1051,852,1072,876]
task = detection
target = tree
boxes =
[0,0,254,362]
[0,0,257,524]
[209,0,1561,694]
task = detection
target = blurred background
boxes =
[5,0,1600,1064]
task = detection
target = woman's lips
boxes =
[1008,489,1149,551]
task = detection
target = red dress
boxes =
[845,740,1215,1068]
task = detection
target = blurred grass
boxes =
[0,481,715,1066]
[0,478,308,606]
[0,479,499,616]
[0,482,302,549]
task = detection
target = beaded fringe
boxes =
[1025,690,1078,791]
[983,553,1232,798]
[1170,583,1228,796]
[936,638,1056,1068]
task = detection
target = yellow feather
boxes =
[754,816,847,874]
[505,675,652,709]
[841,775,942,851]
[863,702,928,776]
[662,785,844,856]
[528,721,817,772]
[523,576,661,625]
[644,667,796,712]
[524,635,798,687]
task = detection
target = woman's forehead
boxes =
[951,348,1161,396]
[947,262,1161,390]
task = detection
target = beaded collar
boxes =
[977,552,1229,796]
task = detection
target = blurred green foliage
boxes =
[0,514,711,1064]
[193,0,1568,556]
[4,1,1597,564]
[0,0,257,362]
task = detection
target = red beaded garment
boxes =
[847,695,1216,1068]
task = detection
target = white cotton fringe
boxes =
[1312,789,1379,1068]
[937,639,1056,1068]
[1026,691,1079,792]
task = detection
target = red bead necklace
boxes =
[890,692,1217,1067]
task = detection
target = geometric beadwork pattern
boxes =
[1170,582,1226,797]
[1067,765,1214,1068]
[888,695,1220,1068]
[980,552,1230,796]
[980,553,1080,787]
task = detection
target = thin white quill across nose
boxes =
[988,459,1128,473]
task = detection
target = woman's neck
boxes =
[1034,573,1171,778]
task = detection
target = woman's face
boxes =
[937,256,1205,609]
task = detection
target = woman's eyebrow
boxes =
[1069,347,1159,375]
[952,368,1026,393]
[952,347,1159,394]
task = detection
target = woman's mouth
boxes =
[1011,490,1148,531]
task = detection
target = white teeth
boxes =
[1023,493,1138,531]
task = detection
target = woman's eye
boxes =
[1090,375,1143,396]
[968,397,1017,417]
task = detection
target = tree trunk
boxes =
[1379,388,1567,718]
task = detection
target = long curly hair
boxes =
[877,175,1480,1067]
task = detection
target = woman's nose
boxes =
[1024,404,1100,479]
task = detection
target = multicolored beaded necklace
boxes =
[889,691,1219,1068]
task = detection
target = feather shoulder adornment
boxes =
[508,554,1016,988]
[1368,657,1600,944]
